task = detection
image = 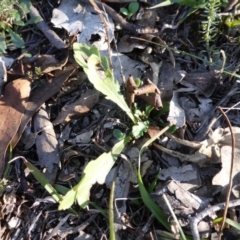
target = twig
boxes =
[29,4,67,49]
[189,199,240,240]
[153,142,206,165]
[229,61,240,82]
[164,132,202,149]
[217,107,235,240]
[219,50,226,76]
[217,10,240,17]
[224,0,239,12]
[78,0,158,34]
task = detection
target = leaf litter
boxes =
[1,0,240,239]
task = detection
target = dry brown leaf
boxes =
[12,67,76,148]
[0,79,31,178]
[218,127,240,148]
[212,146,240,188]
[147,125,161,138]
[7,58,33,80]
[53,89,99,125]
[34,108,60,184]
[35,51,69,74]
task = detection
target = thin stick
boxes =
[189,199,240,240]
[217,107,235,240]
[29,4,67,49]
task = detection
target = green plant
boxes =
[27,67,44,87]
[214,217,240,231]
[149,0,233,67]
[120,2,139,19]
[0,0,41,53]
[200,0,222,61]
[56,43,174,237]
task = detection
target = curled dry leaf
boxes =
[125,75,137,108]
[0,79,31,178]
[126,76,162,109]
[53,89,99,125]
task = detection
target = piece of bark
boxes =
[0,79,31,178]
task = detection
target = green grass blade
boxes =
[109,169,116,240]
[23,159,62,202]
[22,158,77,215]
[147,170,161,193]
[137,124,173,231]
[214,217,240,231]
[138,172,171,231]
[89,202,108,219]
[162,193,187,240]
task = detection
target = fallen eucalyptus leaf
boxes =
[0,79,31,178]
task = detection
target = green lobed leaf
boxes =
[25,16,42,25]
[101,56,109,70]
[132,121,149,138]
[128,2,139,15]
[13,20,25,26]
[0,22,8,30]
[19,0,31,14]
[59,136,132,210]
[73,44,89,68]
[73,43,136,123]
[120,7,129,16]
[145,105,154,117]
[113,129,126,140]
[8,28,25,48]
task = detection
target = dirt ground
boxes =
[1,0,240,239]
